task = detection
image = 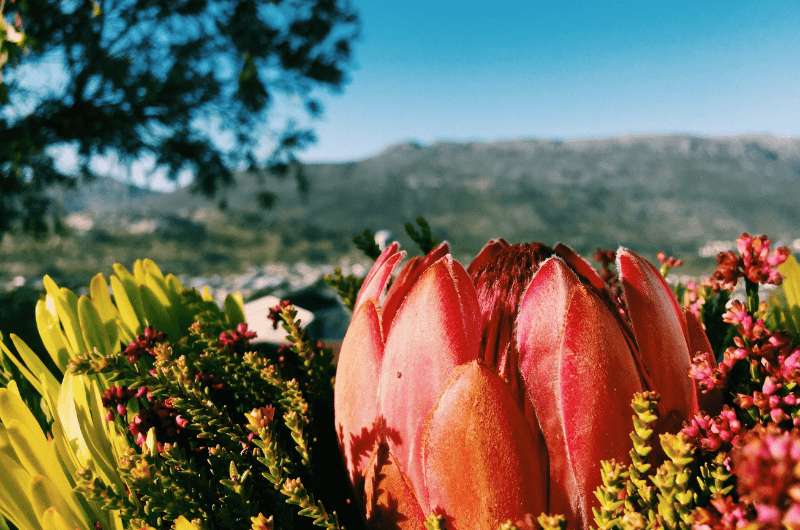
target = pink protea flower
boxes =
[335,239,708,529]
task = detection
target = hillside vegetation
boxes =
[3,134,800,285]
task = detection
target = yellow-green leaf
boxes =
[39,375,80,481]
[0,340,42,395]
[56,374,92,470]
[77,296,112,356]
[0,383,42,444]
[69,375,121,488]
[89,273,119,323]
[0,452,39,530]
[140,284,179,339]
[4,419,75,501]
[165,273,192,331]
[780,255,800,308]
[133,259,147,284]
[41,506,76,530]
[112,263,145,322]
[35,300,70,372]
[42,277,87,357]
[142,258,166,281]
[201,286,214,302]
[28,474,86,530]
[8,334,60,392]
[166,273,185,293]
[224,292,246,326]
[143,266,171,307]
[110,275,141,337]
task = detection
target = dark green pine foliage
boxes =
[0,0,359,235]
[404,216,439,254]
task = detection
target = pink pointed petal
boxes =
[617,248,698,424]
[422,361,547,528]
[364,444,425,529]
[363,242,400,288]
[685,309,723,414]
[685,309,713,360]
[517,256,643,529]
[335,300,385,484]
[382,241,450,331]
[355,243,405,312]
[554,242,607,291]
[378,256,481,512]
[466,238,510,276]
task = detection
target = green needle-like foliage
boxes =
[323,268,362,312]
[695,452,734,507]
[625,392,659,515]
[593,392,711,530]
[405,216,439,254]
[280,478,342,529]
[593,460,628,529]
[652,433,695,529]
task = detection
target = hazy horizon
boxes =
[302,1,800,161]
[305,131,800,163]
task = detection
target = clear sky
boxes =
[302,1,800,161]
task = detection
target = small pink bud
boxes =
[763,377,778,395]
[771,408,788,423]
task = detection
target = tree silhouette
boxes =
[0,0,359,234]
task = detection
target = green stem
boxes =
[745,279,759,314]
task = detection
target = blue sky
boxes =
[302,1,800,161]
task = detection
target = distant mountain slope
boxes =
[54,177,156,214]
[3,134,800,283]
[144,134,800,254]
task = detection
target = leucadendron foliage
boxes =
[0,259,354,529]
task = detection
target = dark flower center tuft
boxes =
[469,242,554,379]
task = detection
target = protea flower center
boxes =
[468,241,554,381]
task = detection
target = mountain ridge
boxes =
[4,134,799,283]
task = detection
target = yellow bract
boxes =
[770,255,800,337]
[0,259,243,530]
